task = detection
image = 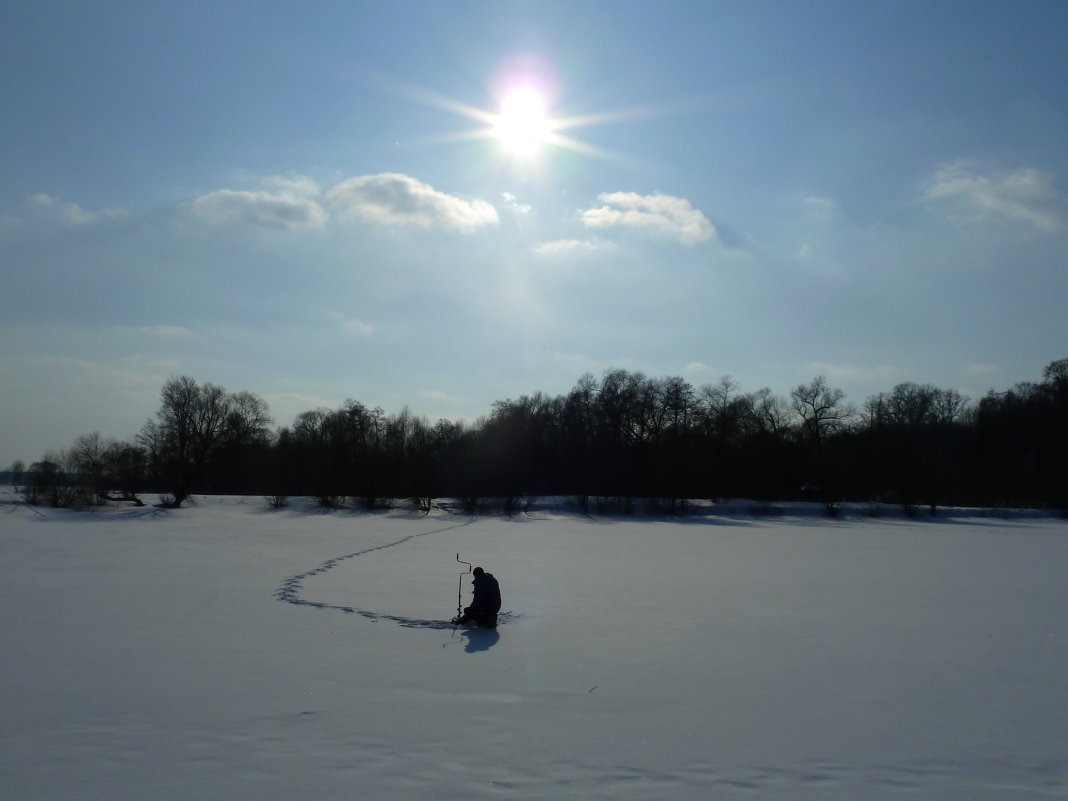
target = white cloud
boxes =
[579,191,716,245]
[188,189,327,229]
[685,362,713,373]
[923,161,1065,231]
[531,238,615,255]
[500,192,532,215]
[326,173,498,233]
[29,193,128,225]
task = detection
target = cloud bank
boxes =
[187,173,499,233]
[189,189,327,230]
[580,191,716,245]
[326,173,498,233]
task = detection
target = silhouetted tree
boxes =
[29,362,1068,513]
[139,376,272,507]
[862,383,972,514]
[791,376,853,513]
[736,388,796,500]
[8,459,26,491]
[103,441,147,504]
[973,359,1068,509]
[25,450,82,507]
[71,432,111,503]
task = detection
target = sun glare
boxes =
[494,86,551,157]
[379,59,648,168]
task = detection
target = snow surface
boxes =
[2,492,1067,800]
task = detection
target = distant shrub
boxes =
[748,502,784,516]
[594,496,635,515]
[358,495,394,511]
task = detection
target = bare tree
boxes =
[72,432,110,503]
[26,450,82,507]
[139,376,271,507]
[103,441,147,504]
[1043,357,1068,384]
[8,460,26,491]
[227,391,273,446]
[791,376,853,448]
[868,383,971,427]
[744,387,792,439]
[791,376,853,514]
[931,388,969,424]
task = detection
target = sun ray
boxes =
[361,62,689,167]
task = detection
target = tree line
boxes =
[6,359,1067,514]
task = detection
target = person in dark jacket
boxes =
[456,566,501,627]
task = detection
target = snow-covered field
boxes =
[2,492,1066,800]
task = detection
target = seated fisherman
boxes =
[456,566,501,627]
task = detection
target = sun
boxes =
[374,60,653,168]
[493,86,551,157]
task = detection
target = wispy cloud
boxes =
[500,192,532,215]
[420,388,463,403]
[260,174,322,197]
[188,189,327,229]
[803,195,840,223]
[923,161,1065,231]
[26,353,177,393]
[807,361,903,385]
[579,191,716,245]
[116,324,195,338]
[341,318,376,336]
[531,238,615,255]
[29,193,128,225]
[326,173,498,233]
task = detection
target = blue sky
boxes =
[2,0,1067,462]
